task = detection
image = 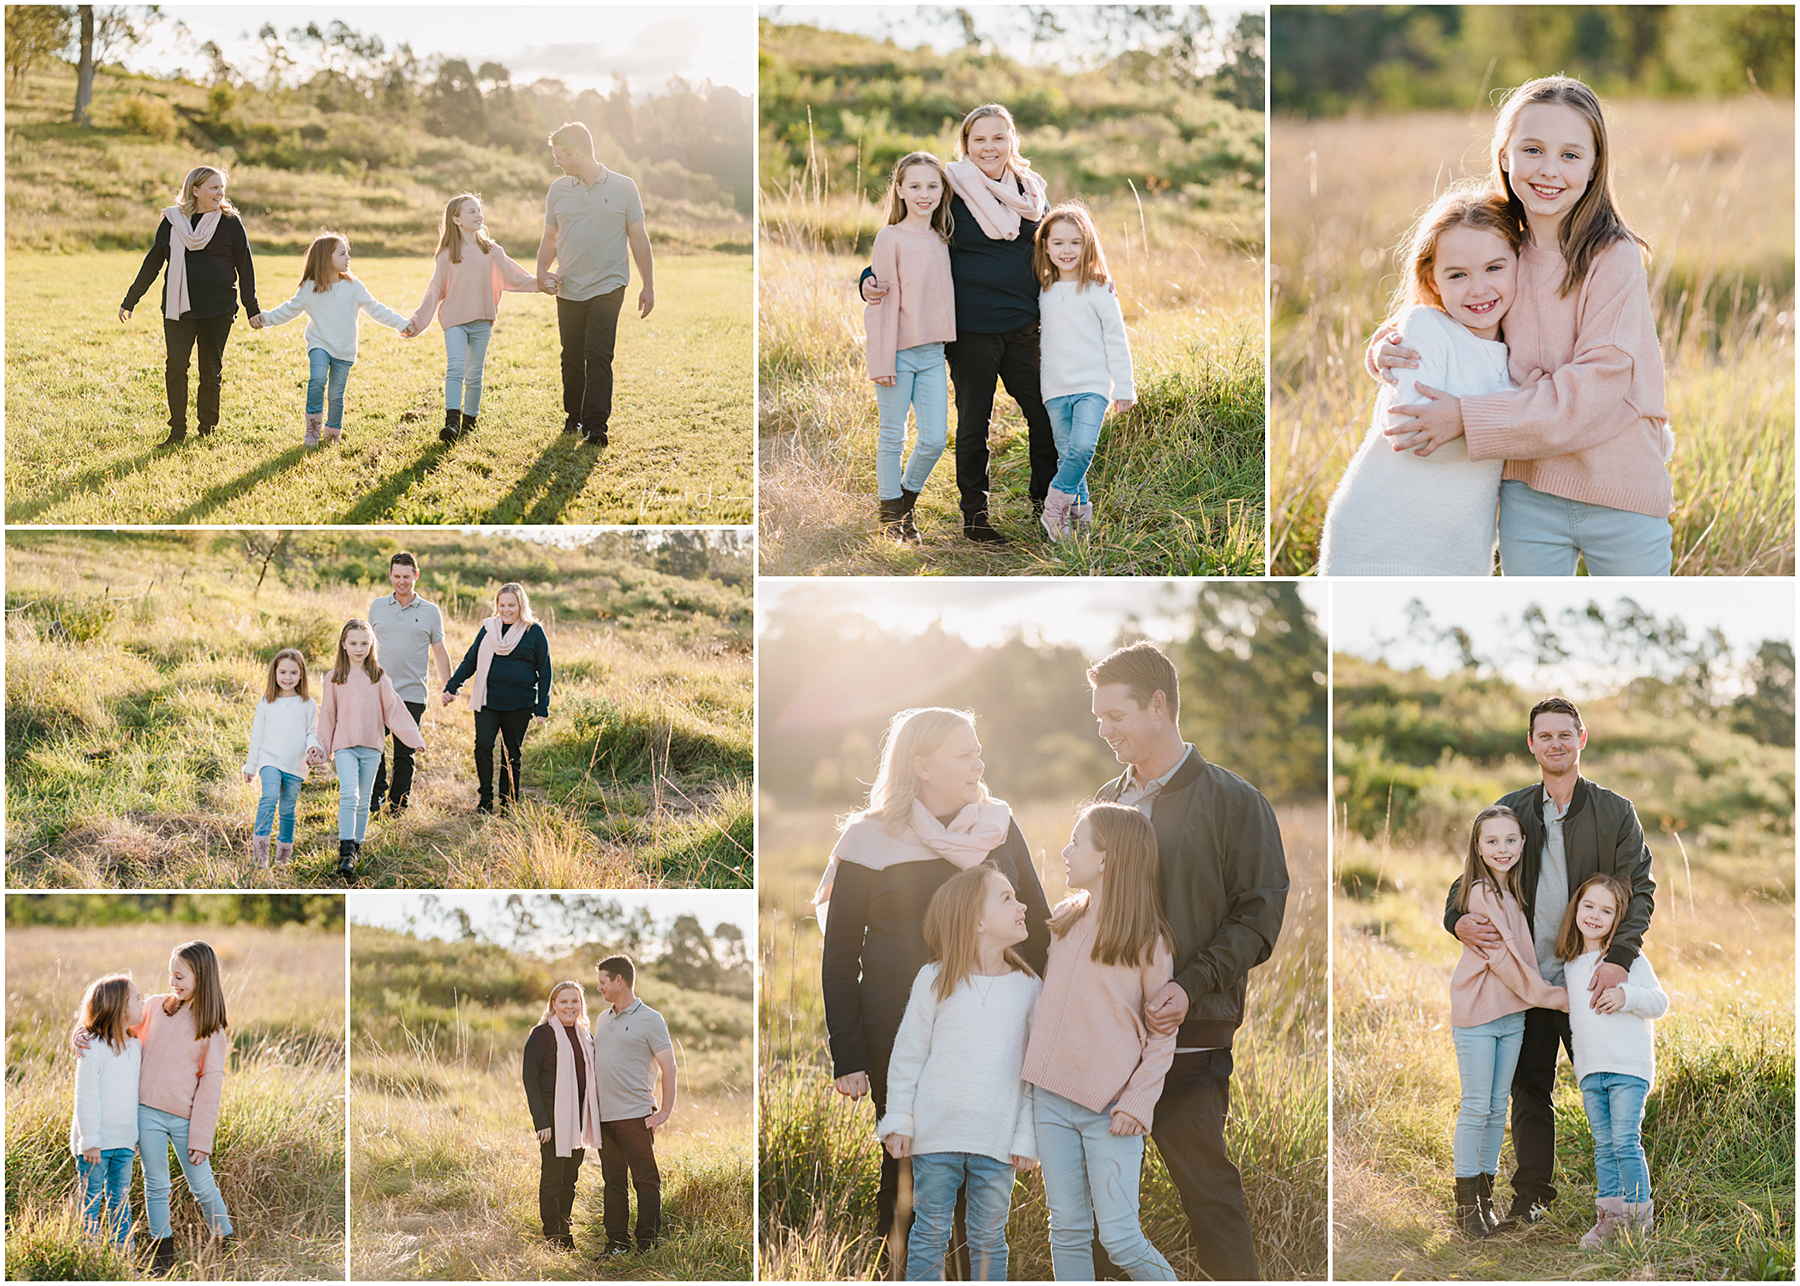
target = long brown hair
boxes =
[298,231,352,292]
[1032,202,1112,293]
[172,941,228,1041]
[1489,76,1648,296]
[849,708,989,838]
[78,972,136,1053]
[923,864,1034,1001]
[1047,802,1170,968]
[1388,184,1522,325]
[1453,805,1526,912]
[263,647,312,704]
[1554,872,1632,962]
[436,192,495,264]
[329,618,385,686]
[883,151,954,242]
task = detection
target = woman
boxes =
[815,706,1052,1274]
[119,165,260,448]
[521,980,601,1249]
[443,582,553,814]
[863,104,1060,543]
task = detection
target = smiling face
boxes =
[1476,815,1524,881]
[192,171,226,213]
[168,955,196,1004]
[343,628,372,664]
[898,162,943,222]
[1092,682,1168,770]
[1575,882,1620,951]
[389,560,418,601]
[551,984,584,1026]
[1062,815,1106,892]
[964,115,1014,179]
[979,870,1029,949]
[331,240,351,275]
[912,721,984,817]
[496,591,521,625]
[126,982,145,1027]
[1430,224,1517,341]
[275,657,302,694]
[1503,101,1597,239]
[595,969,627,1006]
[452,198,484,233]
[1045,217,1085,280]
[1528,711,1586,779]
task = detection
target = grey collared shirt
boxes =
[1533,787,1572,986]
[591,998,672,1123]
[1117,743,1194,817]
[545,168,644,301]
[367,594,443,705]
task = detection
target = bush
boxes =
[116,93,180,142]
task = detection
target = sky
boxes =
[349,890,754,944]
[134,6,757,97]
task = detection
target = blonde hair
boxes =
[957,103,1028,174]
[177,165,237,220]
[1554,872,1632,962]
[923,864,1035,1001]
[851,708,989,837]
[436,193,494,265]
[263,647,312,704]
[494,582,537,626]
[1388,184,1522,325]
[883,151,954,242]
[1047,802,1170,968]
[1453,805,1525,913]
[298,231,352,292]
[172,941,228,1041]
[78,972,136,1053]
[541,980,590,1025]
[329,618,385,686]
[1033,202,1112,293]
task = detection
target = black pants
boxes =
[599,1117,661,1250]
[867,1044,971,1280]
[1511,1006,1575,1206]
[474,707,532,808]
[163,312,234,430]
[370,700,428,813]
[944,324,1059,516]
[557,289,626,432]
[538,1142,584,1237]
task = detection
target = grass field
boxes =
[5,252,751,525]
[757,795,1328,1280]
[1271,96,1795,576]
[4,532,754,890]
[3,922,346,1281]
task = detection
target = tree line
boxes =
[6,892,345,929]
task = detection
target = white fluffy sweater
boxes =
[69,1035,141,1154]
[260,277,408,362]
[1565,950,1670,1089]
[1038,279,1135,403]
[242,695,323,779]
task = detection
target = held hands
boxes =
[834,1071,869,1100]
[1145,979,1189,1036]
[862,277,890,305]
[1593,985,1628,1015]
[538,1127,553,1143]
[1111,399,1135,416]
[1011,1155,1039,1173]
[1384,386,1465,456]
[304,747,326,767]
[537,272,560,295]
[637,284,654,319]
[1110,1109,1149,1137]
[399,322,417,339]
[884,1133,912,1159]
[248,313,264,330]
[1453,912,1502,961]
[1588,960,1629,1004]
[441,691,457,707]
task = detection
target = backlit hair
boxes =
[390,551,419,573]
[957,103,1028,173]
[1454,805,1525,913]
[883,151,954,242]
[850,708,990,837]
[1489,75,1648,296]
[494,582,537,626]
[329,618,385,686]
[177,165,238,220]
[1529,696,1584,737]
[263,648,312,704]
[923,863,1035,1001]
[1032,202,1112,293]
[298,231,352,292]
[541,980,590,1025]
[436,193,494,265]
[1554,872,1632,961]
[596,954,635,987]
[1046,802,1170,968]
[78,972,136,1053]
[1388,184,1522,324]
[1086,642,1181,721]
[549,121,595,157]
[172,941,228,1041]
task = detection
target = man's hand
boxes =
[1110,1109,1149,1137]
[862,276,890,305]
[1588,961,1629,1002]
[1145,979,1188,1036]
[637,283,654,319]
[885,1133,911,1159]
[1454,912,1501,961]
[834,1071,869,1099]
[645,1106,671,1132]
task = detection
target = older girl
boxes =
[522,980,602,1249]
[119,165,260,447]
[317,618,424,878]
[241,647,323,868]
[69,972,144,1248]
[443,583,553,815]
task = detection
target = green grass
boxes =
[756,797,1328,1280]
[5,252,751,525]
[4,922,346,1280]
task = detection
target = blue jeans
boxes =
[139,1104,232,1238]
[306,348,354,429]
[1498,479,1673,576]
[254,765,303,842]
[1451,1011,1525,1178]
[907,1151,1014,1281]
[1045,392,1108,504]
[1035,1089,1175,1281]
[873,342,948,500]
[1581,1071,1651,1201]
[77,1147,136,1244]
[334,746,382,841]
[444,319,494,417]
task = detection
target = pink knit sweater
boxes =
[1020,904,1176,1128]
[133,996,228,1154]
[865,222,957,380]
[405,241,541,334]
[1449,881,1568,1027]
[316,669,425,755]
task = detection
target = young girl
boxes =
[1372,76,1676,576]
[402,193,544,443]
[69,972,144,1248]
[877,863,1042,1281]
[315,618,424,879]
[1022,803,1177,1280]
[1320,187,1522,575]
[1555,872,1669,1249]
[241,647,323,867]
[866,151,958,544]
[1032,202,1134,540]
[254,232,409,446]
[1447,805,1568,1238]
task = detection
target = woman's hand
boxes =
[1384,386,1465,457]
[1373,330,1421,386]
[873,375,895,387]
[1110,1109,1149,1137]
[884,1133,912,1159]
[1110,399,1134,416]
[248,313,264,330]
[833,1071,869,1099]
[188,1149,209,1166]
[534,715,548,727]
[441,691,456,707]
[1011,1155,1039,1173]
[862,277,890,305]
[118,306,132,324]
[83,1147,101,1163]
[537,1127,553,1143]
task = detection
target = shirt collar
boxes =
[1123,743,1193,795]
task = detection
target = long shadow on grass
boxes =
[486,435,606,524]
[6,443,166,523]
[163,441,315,523]
[333,439,455,524]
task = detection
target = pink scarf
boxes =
[160,206,222,320]
[813,796,1013,909]
[549,1019,601,1157]
[944,160,1048,241]
[466,617,527,712]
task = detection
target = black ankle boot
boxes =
[149,1236,177,1273]
[1479,1173,1515,1233]
[157,426,188,448]
[1455,1175,1494,1238]
[896,488,923,544]
[440,408,461,444]
[877,496,906,541]
[337,839,358,880]
[962,509,1008,544]
[460,411,477,433]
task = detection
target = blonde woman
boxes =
[443,583,553,814]
[522,980,601,1249]
[119,165,261,447]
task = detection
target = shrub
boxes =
[116,93,180,142]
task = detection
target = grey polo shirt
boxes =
[545,168,645,301]
[366,594,444,705]
[1533,787,1572,987]
[591,998,672,1122]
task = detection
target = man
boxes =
[537,121,655,447]
[592,954,677,1257]
[1087,641,1289,1281]
[1445,696,1655,1226]
[366,552,451,816]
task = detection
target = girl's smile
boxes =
[453,199,485,233]
[1504,101,1596,235]
[898,165,942,220]
[275,658,302,693]
[980,871,1029,947]
[168,956,196,1003]
[127,983,145,1027]
[1431,225,1517,341]
[1045,221,1084,279]
[344,629,373,663]
[1476,816,1524,876]
[1577,886,1619,946]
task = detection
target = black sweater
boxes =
[821,818,1051,1079]
[859,191,1045,336]
[522,1020,588,1132]
[446,622,553,716]
[121,214,259,320]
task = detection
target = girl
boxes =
[241,647,323,867]
[1447,805,1568,1238]
[69,972,144,1248]
[1032,202,1135,541]
[402,193,544,443]
[865,151,958,544]
[442,582,553,815]
[521,980,602,1249]
[254,232,408,446]
[1372,76,1675,576]
[118,165,260,447]
[877,863,1042,1281]
[1320,186,1522,574]
[316,618,424,879]
[1555,873,1669,1249]
[1022,803,1177,1280]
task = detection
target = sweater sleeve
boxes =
[1114,943,1178,1128]
[73,1041,103,1152]
[1617,954,1670,1019]
[256,284,309,328]
[379,677,426,749]
[873,966,938,1141]
[522,1026,554,1131]
[354,281,410,331]
[242,700,268,776]
[1010,985,1040,1160]
[1174,784,1289,1003]
[406,254,451,335]
[865,228,901,380]
[232,219,259,317]
[316,681,338,753]
[445,629,483,695]
[1469,884,1568,1011]
[821,859,875,1077]
[1095,284,1136,402]
[493,244,542,294]
[186,1030,228,1155]
[122,218,172,312]
[531,625,553,716]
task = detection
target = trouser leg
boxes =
[579,288,626,432]
[1141,1050,1259,1281]
[993,322,1059,504]
[495,708,532,804]
[1510,1006,1572,1206]
[163,317,198,429]
[473,709,500,808]
[193,313,232,428]
[945,334,1002,516]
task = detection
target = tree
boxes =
[653,530,710,580]
[1732,639,1795,748]
[72,5,159,119]
[6,6,72,96]
[1212,9,1265,111]
[657,913,721,992]
[72,6,93,123]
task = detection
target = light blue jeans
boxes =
[1046,392,1108,504]
[306,348,354,429]
[334,745,382,841]
[77,1147,136,1244]
[1452,1011,1526,1178]
[1581,1071,1652,1201]
[1034,1089,1175,1281]
[907,1151,1015,1281]
[874,342,948,500]
[140,1104,232,1238]
[1498,480,1673,576]
[254,765,303,842]
[444,319,494,418]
